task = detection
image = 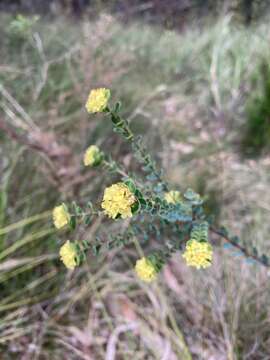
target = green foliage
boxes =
[190,222,209,243]
[8,14,39,41]
[241,62,270,156]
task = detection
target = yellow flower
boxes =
[164,190,182,204]
[59,240,78,270]
[85,88,110,113]
[135,257,157,282]
[101,182,136,219]
[182,240,213,269]
[52,204,70,229]
[84,145,103,166]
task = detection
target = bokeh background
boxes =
[1,1,270,359]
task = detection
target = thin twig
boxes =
[210,226,269,268]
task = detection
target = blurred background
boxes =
[1,1,270,359]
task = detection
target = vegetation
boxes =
[1,10,270,359]
[241,61,270,156]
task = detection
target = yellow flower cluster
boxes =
[135,257,157,282]
[59,240,78,270]
[164,190,182,204]
[101,182,136,219]
[52,204,70,229]
[182,240,213,269]
[85,88,110,113]
[84,145,103,167]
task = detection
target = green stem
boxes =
[108,108,169,191]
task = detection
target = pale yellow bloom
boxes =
[135,257,157,282]
[164,190,182,204]
[101,182,136,219]
[59,240,77,270]
[182,240,213,269]
[85,88,110,113]
[84,145,103,166]
[52,204,70,229]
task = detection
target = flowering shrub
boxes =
[53,88,270,280]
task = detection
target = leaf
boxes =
[146,174,158,181]
[142,165,152,171]
[87,201,93,210]
[142,231,149,243]
[261,254,269,265]
[124,179,136,194]
[161,208,192,222]
[110,112,121,125]
[82,240,90,250]
[252,247,258,256]
[153,183,164,193]
[69,216,76,230]
[84,216,92,225]
[219,226,229,237]
[131,201,140,215]
[190,222,209,242]
[114,101,122,113]
[231,236,240,244]
[184,188,203,205]
[135,189,143,198]
[92,242,101,256]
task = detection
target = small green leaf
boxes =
[69,216,76,230]
[231,236,240,244]
[138,197,147,207]
[84,216,92,225]
[124,179,136,193]
[261,254,269,265]
[219,226,229,237]
[252,247,258,256]
[82,240,90,250]
[92,243,101,256]
[135,189,143,198]
[184,188,203,205]
[114,101,122,113]
[131,201,140,215]
[87,201,93,210]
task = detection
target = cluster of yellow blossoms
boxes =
[59,240,78,270]
[101,182,136,219]
[135,257,157,282]
[83,145,103,167]
[182,240,213,269]
[85,88,110,113]
[52,204,70,229]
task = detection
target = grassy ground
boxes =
[1,11,270,359]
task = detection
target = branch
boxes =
[210,226,270,268]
